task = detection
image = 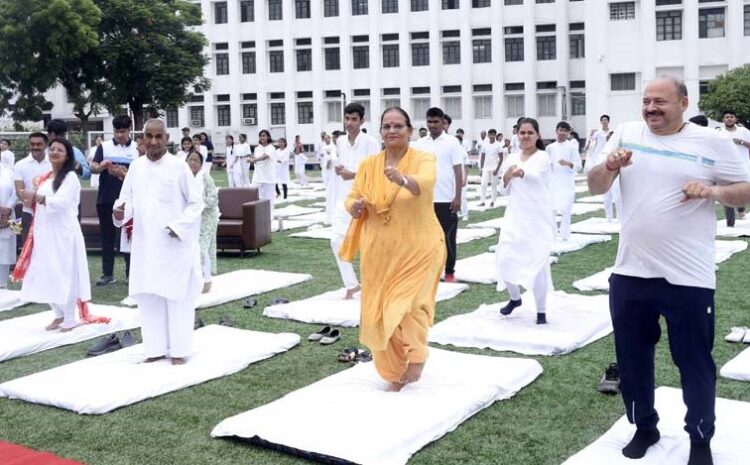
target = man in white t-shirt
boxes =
[414,107,463,282]
[235,133,252,187]
[717,110,750,225]
[586,114,622,222]
[588,77,750,465]
[509,124,521,154]
[476,130,487,157]
[547,121,581,240]
[332,103,380,299]
[478,129,505,207]
[455,128,472,220]
[0,139,14,172]
[13,132,51,244]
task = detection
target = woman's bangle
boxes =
[401,176,409,187]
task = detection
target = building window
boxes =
[571,92,585,116]
[269,50,284,72]
[190,106,205,127]
[324,0,339,16]
[296,49,312,71]
[326,100,342,122]
[504,27,524,62]
[242,103,257,119]
[611,73,636,91]
[215,53,229,75]
[656,10,682,41]
[745,5,750,36]
[297,101,313,124]
[382,0,398,13]
[214,2,228,23]
[353,46,369,69]
[325,47,340,70]
[536,35,556,60]
[382,97,401,110]
[472,0,490,6]
[241,51,256,74]
[610,2,635,20]
[569,34,584,59]
[240,0,254,22]
[442,96,462,119]
[505,95,524,118]
[442,40,461,65]
[442,0,459,9]
[699,7,725,38]
[271,102,285,125]
[217,105,231,126]
[411,0,428,11]
[352,0,368,15]
[295,0,310,18]
[537,94,556,117]
[382,44,399,67]
[411,43,429,66]
[412,97,430,120]
[536,0,554,3]
[505,0,523,4]
[268,0,282,20]
[166,108,179,128]
[472,39,491,63]
[473,95,492,119]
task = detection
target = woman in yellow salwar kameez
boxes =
[341,107,446,390]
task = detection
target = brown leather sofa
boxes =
[217,187,271,255]
[80,188,101,249]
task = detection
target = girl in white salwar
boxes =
[225,135,244,188]
[0,163,16,287]
[249,129,277,221]
[175,137,193,162]
[496,118,554,325]
[293,135,308,186]
[16,139,103,331]
[275,138,291,199]
[186,151,219,294]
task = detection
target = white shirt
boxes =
[547,140,582,209]
[252,144,276,184]
[14,154,52,214]
[275,147,291,183]
[0,150,15,171]
[509,134,521,154]
[717,125,750,159]
[481,140,505,173]
[601,121,750,289]
[414,132,464,203]
[332,131,380,233]
[587,129,610,164]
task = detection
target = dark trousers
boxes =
[724,206,746,227]
[20,211,33,247]
[275,183,288,199]
[97,203,130,278]
[609,273,716,443]
[434,203,458,275]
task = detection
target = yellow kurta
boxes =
[343,148,446,382]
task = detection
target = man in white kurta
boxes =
[114,119,203,364]
[0,164,16,287]
[547,121,582,240]
[332,103,380,299]
[586,115,622,221]
[479,129,505,206]
[236,134,252,188]
[321,134,338,225]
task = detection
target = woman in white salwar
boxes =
[496,118,554,325]
[16,139,100,331]
[0,162,17,287]
[249,129,277,220]
[186,151,219,294]
[275,138,291,199]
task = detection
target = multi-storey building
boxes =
[38,0,750,150]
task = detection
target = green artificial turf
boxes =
[0,169,749,465]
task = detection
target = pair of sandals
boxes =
[337,347,372,363]
[243,296,289,309]
[307,325,341,345]
[725,326,750,343]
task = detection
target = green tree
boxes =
[93,0,210,129]
[699,65,750,124]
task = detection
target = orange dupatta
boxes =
[11,172,110,325]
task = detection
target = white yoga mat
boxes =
[488,233,612,256]
[720,345,750,382]
[272,219,320,232]
[571,217,621,235]
[273,205,322,218]
[0,325,299,414]
[577,195,605,203]
[468,197,509,211]
[568,203,604,216]
[0,305,139,362]
[0,289,25,312]
[715,218,750,237]
[211,348,543,465]
[454,252,557,285]
[263,282,469,327]
[196,270,312,309]
[466,217,508,230]
[562,386,749,465]
[574,185,588,193]
[457,228,496,244]
[289,227,333,240]
[573,240,748,292]
[292,211,328,222]
[429,291,611,355]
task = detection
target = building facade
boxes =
[40,0,750,150]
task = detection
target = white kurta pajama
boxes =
[114,154,203,359]
[0,167,17,286]
[322,143,338,225]
[496,150,554,312]
[547,140,582,240]
[252,144,277,222]
[21,172,91,328]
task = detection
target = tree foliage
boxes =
[699,65,750,124]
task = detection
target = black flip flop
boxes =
[271,297,290,305]
[337,347,360,362]
[243,297,257,308]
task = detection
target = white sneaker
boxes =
[744,330,750,344]
[120,296,137,307]
[726,327,747,343]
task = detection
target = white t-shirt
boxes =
[1,150,15,171]
[251,144,276,184]
[717,125,750,159]
[414,132,464,203]
[587,129,610,165]
[481,140,505,172]
[332,131,380,233]
[547,140,582,207]
[509,134,521,155]
[275,147,291,183]
[14,154,52,214]
[601,121,750,289]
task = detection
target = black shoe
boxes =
[598,362,620,395]
[194,318,205,330]
[218,315,234,327]
[500,298,522,316]
[86,334,121,356]
[271,297,290,305]
[243,297,257,309]
[120,331,135,348]
[536,313,547,325]
[96,275,117,286]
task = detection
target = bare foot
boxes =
[385,381,405,392]
[143,356,166,363]
[202,282,212,294]
[400,362,425,386]
[171,357,186,365]
[59,324,79,333]
[344,285,361,300]
[45,318,63,331]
